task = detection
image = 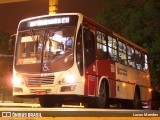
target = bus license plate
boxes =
[35,90,47,95]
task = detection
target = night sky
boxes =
[0,0,107,33]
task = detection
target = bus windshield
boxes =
[15,25,76,72]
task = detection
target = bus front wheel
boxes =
[39,96,61,108]
[39,96,53,107]
[92,80,109,108]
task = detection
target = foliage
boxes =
[95,0,160,89]
[0,31,12,54]
[0,31,13,95]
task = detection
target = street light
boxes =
[0,0,59,14]
[49,0,58,14]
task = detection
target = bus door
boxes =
[83,23,97,96]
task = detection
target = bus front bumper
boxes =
[13,83,84,96]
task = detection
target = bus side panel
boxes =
[108,78,116,98]
[115,63,135,100]
[84,73,98,97]
[115,63,152,100]
[96,60,116,80]
[86,61,97,75]
[96,59,116,98]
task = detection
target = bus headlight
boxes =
[13,75,24,86]
[64,74,75,84]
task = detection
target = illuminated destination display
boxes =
[28,17,70,27]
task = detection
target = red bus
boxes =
[11,13,152,108]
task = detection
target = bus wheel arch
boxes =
[96,77,109,108]
[132,85,142,109]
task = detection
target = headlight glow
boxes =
[13,75,24,86]
[65,74,75,84]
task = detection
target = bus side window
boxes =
[127,45,135,68]
[83,28,95,68]
[135,50,142,70]
[142,53,148,71]
[108,36,117,61]
[118,41,127,65]
[96,30,108,60]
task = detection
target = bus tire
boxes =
[132,88,142,109]
[95,80,109,108]
[39,96,62,108]
[39,96,53,108]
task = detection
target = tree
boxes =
[95,0,160,89]
[0,31,13,101]
[0,31,11,54]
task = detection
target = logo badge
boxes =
[42,63,50,72]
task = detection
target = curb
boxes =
[0,102,40,108]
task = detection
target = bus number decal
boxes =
[111,64,115,73]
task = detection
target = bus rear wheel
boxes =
[132,90,142,109]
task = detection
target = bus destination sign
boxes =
[28,17,70,27]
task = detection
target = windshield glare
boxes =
[16,26,75,71]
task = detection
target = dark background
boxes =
[0,0,107,33]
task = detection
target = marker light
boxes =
[82,77,85,83]
[65,74,75,84]
[122,83,126,87]
[148,88,152,93]
[13,75,24,86]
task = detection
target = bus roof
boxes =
[19,13,147,53]
[19,13,82,23]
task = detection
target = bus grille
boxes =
[27,76,54,86]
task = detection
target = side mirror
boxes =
[9,34,16,50]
